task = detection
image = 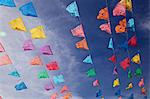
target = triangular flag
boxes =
[97,7,109,20]
[128,93,134,99]
[113,1,126,16]
[141,87,146,95]
[76,38,89,50]
[99,23,111,34]
[63,92,72,99]
[128,70,132,79]
[115,89,121,96]
[30,56,43,66]
[138,78,144,88]
[115,18,127,33]
[126,0,132,11]
[60,85,69,93]
[113,78,120,87]
[83,55,93,64]
[108,38,114,49]
[0,54,12,66]
[131,53,141,64]
[96,89,102,97]
[135,68,142,76]
[40,45,53,55]
[0,0,16,7]
[113,67,118,75]
[46,61,59,70]
[30,26,46,39]
[86,68,96,77]
[118,41,128,50]
[15,82,27,91]
[38,70,49,79]
[92,80,99,87]
[120,57,130,70]
[0,43,5,52]
[9,17,26,31]
[8,70,20,77]
[23,39,35,51]
[19,2,38,17]
[126,82,133,90]
[0,96,2,99]
[44,81,54,91]
[66,1,80,17]
[71,24,85,37]
[53,74,65,84]
[127,18,135,32]
[108,55,116,63]
[50,93,58,99]
[128,36,137,47]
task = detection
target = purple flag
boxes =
[44,81,54,91]
[23,40,35,51]
[40,45,53,55]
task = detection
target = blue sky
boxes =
[0,0,149,99]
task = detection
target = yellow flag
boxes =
[9,17,26,31]
[126,82,133,90]
[113,78,120,87]
[131,54,141,64]
[126,0,132,11]
[30,26,46,39]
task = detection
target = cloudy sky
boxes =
[0,0,149,99]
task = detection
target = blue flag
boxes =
[108,38,114,49]
[66,1,80,17]
[19,2,37,17]
[53,74,65,84]
[128,93,134,99]
[15,82,27,91]
[8,70,20,77]
[115,89,121,96]
[118,41,128,50]
[83,55,93,64]
[96,89,102,97]
[0,0,16,7]
[127,18,135,32]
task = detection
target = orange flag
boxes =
[76,39,89,50]
[97,7,109,20]
[115,18,127,33]
[0,54,12,66]
[30,56,43,65]
[50,93,58,99]
[60,85,69,93]
[71,24,85,37]
[63,93,72,99]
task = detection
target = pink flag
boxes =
[93,80,99,87]
[0,54,12,66]
[40,45,53,55]
[50,93,58,99]
[113,3,126,16]
[99,23,111,34]
[71,24,85,37]
[23,39,35,51]
[113,67,118,75]
[0,43,5,52]
[44,81,54,91]
[138,78,144,88]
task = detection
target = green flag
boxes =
[135,68,142,76]
[128,70,132,79]
[86,68,96,77]
[38,70,49,79]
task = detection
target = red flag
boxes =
[108,55,116,63]
[128,35,137,47]
[120,57,130,70]
[46,61,59,70]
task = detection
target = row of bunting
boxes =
[0,0,72,99]
[97,0,147,99]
